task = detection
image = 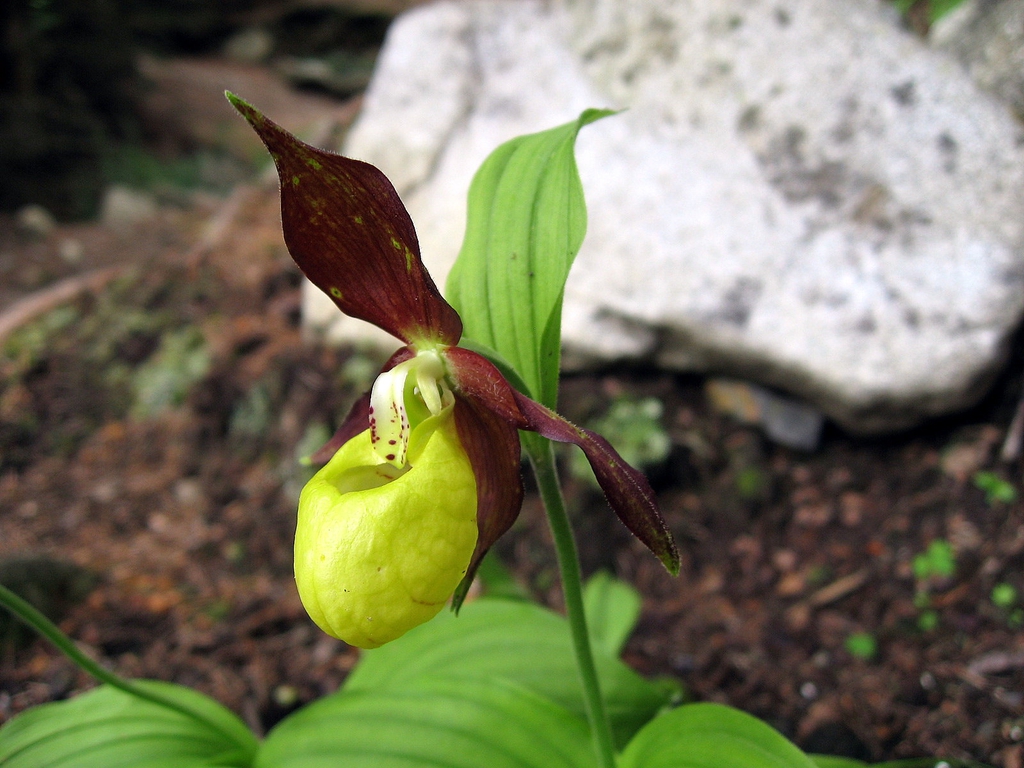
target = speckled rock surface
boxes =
[932,0,1024,119]
[304,0,1024,434]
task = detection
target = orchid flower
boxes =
[227,94,679,649]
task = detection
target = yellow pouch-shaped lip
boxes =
[294,406,477,649]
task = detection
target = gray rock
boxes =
[57,238,84,264]
[932,0,1024,119]
[224,27,274,65]
[305,0,1024,434]
[706,379,825,451]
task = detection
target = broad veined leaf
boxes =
[256,676,596,768]
[446,109,613,409]
[0,681,258,768]
[474,551,532,602]
[583,570,642,658]
[809,759,868,768]
[344,597,669,749]
[619,702,817,768]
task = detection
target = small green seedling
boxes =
[991,582,1023,628]
[913,586,939,631]
[917,609,940,632]
[913,539,956,582]
[972,471,1017,505]
[911,540,956,632]
[735,465,769,502]
[991,582,1017,609]
[844,632,878,661]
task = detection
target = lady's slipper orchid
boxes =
[228,94,679,648]
[296,404,477,648]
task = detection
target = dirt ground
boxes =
[0,136,1023,766]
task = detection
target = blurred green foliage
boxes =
[1,0,139,218]
[130,326,210,419]
[570,395,671,488]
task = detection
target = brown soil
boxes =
[0,151,1022,767]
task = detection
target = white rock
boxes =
[305,0,1024,434]
[15,204,57,238]
[57,238,83,264]
[100,185,158,229]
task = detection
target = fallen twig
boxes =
[784,567,872,626]
[184,185,256,268]
[805,566,872,607]
[0,267,125,345]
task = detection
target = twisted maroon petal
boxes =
[228,94,462,346]
[442,346,530,609]
[512,392,680,575]
[450,396,524,611]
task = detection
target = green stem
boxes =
[523,433,617,768]
[0,583,246,749]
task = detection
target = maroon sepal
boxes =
[449,396,525,612]
[227,93,462,347]
[512,392,681,575]
[308,347,415,465]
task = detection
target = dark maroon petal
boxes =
[308,347,415,465]
[450,396,525,611]
[442,346,529,430]
[513,392,681,575]
[227,93,462,346]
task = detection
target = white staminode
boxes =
[369,349,453,468]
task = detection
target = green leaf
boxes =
[810,758,868,768]
[257,676,596,768]
[475,551,532,602]
[0,681,258,768]
[619,703,817,768]
[583,570,642,657]
[344,597,669,749]
[446,109,614,409]
[927,0,968,23]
